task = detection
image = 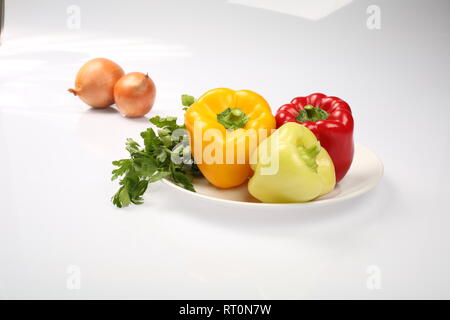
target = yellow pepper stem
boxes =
[217,108,249,130]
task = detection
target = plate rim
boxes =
[161,144,384,207]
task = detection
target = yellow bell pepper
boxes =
[185,88,276,188]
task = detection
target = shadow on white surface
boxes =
[76,107,152,158]
[155,176,394,235]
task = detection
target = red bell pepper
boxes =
[275,93,354,183]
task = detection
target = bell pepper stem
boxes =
[231,109,242,117]
[299,143,321,172]
[296,104,329,123]
[217,108,249,130]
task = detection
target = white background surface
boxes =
[0,0,449,299]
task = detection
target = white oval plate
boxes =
[163,144,383,207]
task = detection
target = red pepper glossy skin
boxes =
[275,93,354,183]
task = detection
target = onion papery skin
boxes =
[68,58,125,108]
[114,72,156,118]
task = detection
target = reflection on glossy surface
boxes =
[228,0,353,20]
[0,34,191,60]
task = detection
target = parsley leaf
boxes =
[182,94,195,107]
[181,94,195,110]
[149,116,179,131]
[111,96,200,208]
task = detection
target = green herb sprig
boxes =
[111,95,198,208]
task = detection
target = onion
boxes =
[114,72,156,117]
[68,58,124,108]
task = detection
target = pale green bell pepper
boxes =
[248,122,336,203]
